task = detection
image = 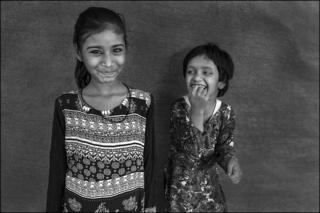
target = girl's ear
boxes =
[75,46,82,61]
[218,81,226,89]
[76,53,82,62]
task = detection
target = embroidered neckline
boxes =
[77,83,132,122]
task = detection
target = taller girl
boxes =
[46,7,157,212]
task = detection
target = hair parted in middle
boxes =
[182,42,234,97]
[73,7,128,89]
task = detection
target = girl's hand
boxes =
[227,156,242,184]
[188,85,210,132]
[188,85,209,113]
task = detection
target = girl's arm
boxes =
[169,101,206,163]
[214,105,236,173]
[144,94,157,211]
[46,98,67,212]
[189,109,205,132]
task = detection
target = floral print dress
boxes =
[165,96,236,212]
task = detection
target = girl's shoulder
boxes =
[129,87,152,107]
[218,100,235,119]
[56,89,79,99]
[54,89,80,107]
[170,96,189,113]
[172,96,187,107]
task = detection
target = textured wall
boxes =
[1,1,319,212]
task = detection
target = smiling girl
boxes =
[46,7,157,212]
[165,43,242,212]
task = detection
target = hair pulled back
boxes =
[73,7,127,89]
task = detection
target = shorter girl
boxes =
[165,43,242,212]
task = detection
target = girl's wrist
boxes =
[190,108,204,116]
[189,110,204,132]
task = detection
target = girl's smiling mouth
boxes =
[97,70,117,78]
[190,83,208,89]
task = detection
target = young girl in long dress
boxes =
[46,7,157,212]
[165,43,242,212]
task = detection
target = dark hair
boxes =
[73,7,127,89]
[182,43,234,97]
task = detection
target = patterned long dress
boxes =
[46,86,157,212]
[165,96,236,212]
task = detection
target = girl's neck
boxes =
[84,80,125,96]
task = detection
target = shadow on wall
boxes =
[155,46,191,156]
[154,47,193,210]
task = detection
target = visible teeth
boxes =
[191,84,207,89]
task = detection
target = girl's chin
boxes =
[91,76,118,84]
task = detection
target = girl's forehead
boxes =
[189,55,216,66]
[83,29,125,46]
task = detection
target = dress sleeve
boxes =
[46,98,67,212]
[163,105,179,200]
[144,94,157,210]
[214,105,236,173]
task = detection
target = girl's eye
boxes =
[203,70,213,76]
[186,69,195,75]
[90,50,103,55]
[113,47,124,54]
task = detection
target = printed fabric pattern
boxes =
[46,88,156,212]
[165,97,236,212]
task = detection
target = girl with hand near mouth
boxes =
[165,43,242,212]
[46,7,157,212]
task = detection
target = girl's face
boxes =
[185,55,225,99]
[77,29,126,84]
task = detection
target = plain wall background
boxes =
[1,1,319,212]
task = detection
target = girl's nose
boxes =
[102,54,112,67]
[192,71,202,80]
